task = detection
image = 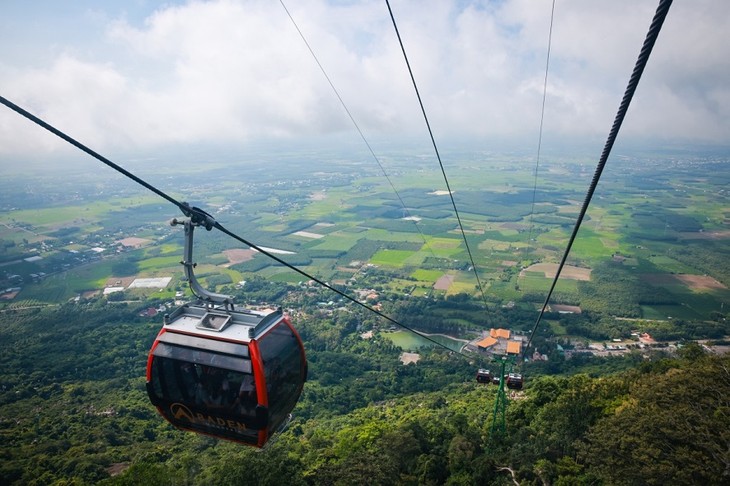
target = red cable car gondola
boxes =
[146,217,306,447]
[476,368,492,384]
[506,372,523,390]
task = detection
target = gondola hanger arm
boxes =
[171,216,234,308]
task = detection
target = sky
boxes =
[0,0,729,165]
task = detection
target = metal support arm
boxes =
[172,217,234,307]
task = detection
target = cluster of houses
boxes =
[465,328,524,358]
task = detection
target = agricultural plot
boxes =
[433,274,455,291]
[220,249,257,267]
[370,249,415,267]
[15,260,120,302]
[422,237,463,258]
[267,271,306,283]
[519,273,580,293]
[641,304,704,321]
[569,229,613,261]
[478,239,521,252]
[309,233,362,252]
[3,152,728,335]
[488,280,523,301]
[1,196,156,228]
[645,255,698,274]
[411,269,443,283]
[638,274,729,318]
[137,255,181,273]
[447,279,478,296]
[520,263,591,281]
[0,224,47,245]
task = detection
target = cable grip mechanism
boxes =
[171,216,234,309]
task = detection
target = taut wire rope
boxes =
[385,0,490,311]
[0,94,469,357]
[522,0,674,358]
[279,0,437,261]
[526,0,556,249]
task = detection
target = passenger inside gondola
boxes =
[235,374,257,412]
[203,370,226,409]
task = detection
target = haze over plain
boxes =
[1,0,729,169]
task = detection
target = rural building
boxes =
[470,328,523,357]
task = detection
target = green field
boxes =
[137,255,181,272]
[310,233,362,251]
[370,249,415,267]
[2,152,728,336]
[640,305,704,320]
[1,195,162,228]
[411,269,443,282]
[519,274,580,293]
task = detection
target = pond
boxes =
[383,330,466,352]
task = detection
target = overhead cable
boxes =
[0,94,468,357]
[385,0,490,311]
[0,96,188,216]
[522,0,674,358]
[279,0,437,261]
[526,0,556,248]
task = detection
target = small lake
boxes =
[383,330,466,352]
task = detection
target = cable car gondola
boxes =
[476,368,492,384]
[506,372,523,390]
[146,217,307,447]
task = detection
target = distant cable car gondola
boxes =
[506,372,523,390]
[476,368,492,384]
[146,216,306,447]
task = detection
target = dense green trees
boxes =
[1,302,729,485]
[580,352,730,485]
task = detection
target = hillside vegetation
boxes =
[0,304,727,485]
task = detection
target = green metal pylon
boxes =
[490,356,516,439]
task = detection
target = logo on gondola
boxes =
[169,402,247,431]
[170,403,195,422]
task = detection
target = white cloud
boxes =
[0,0,728,161]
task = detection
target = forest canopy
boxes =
[0,305,728,485]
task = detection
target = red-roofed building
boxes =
[476,336,498,350]
[467,327,523,357]
[490,328,511,339]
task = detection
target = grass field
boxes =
[411,269,443,282]
[548,320,567,335]
[1,195,162,228]
[640,305,703,320]
[370,249,415,267]
[310,234,362,252]
[519,274,580,293]
[423,237,463,257]
[137,256,181,272]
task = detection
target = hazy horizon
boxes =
[2,0,729,172]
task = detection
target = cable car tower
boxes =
[473,335,523,440]
[489,355,516,438]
